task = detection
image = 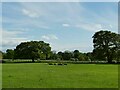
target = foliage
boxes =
[2,30,120,63]
[50,51,58,60]
[57,51,63,60]
[14,41,51,62]
[92,30,120,63]
[3,49,14,59]
[62,51,73,60]
[73,50,79,59]
[0,51,2,59]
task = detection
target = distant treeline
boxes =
[1,30,120,64]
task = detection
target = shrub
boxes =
[1,60,6,63]
[70,58,75,61]
[54,63,56,65]
[64,63,67,65]
[58,63,63,65]
[48,62,53,65]
[0,60,2,63]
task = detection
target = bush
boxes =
[0,60,2,63]
[64,63,67,65]
[58,63,63,65]
[1,60,6,63]
[54,63,56,65]
[70,58,75,61]
[48,62,53,65]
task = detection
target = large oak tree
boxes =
[14,41,51,62]
[92,30,120,63]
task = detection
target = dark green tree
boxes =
[73,50,79,60]
[92,30,120,63]
[62,51,73,60]
[14,41,51,62]
[86,52,95,61]
[3,49,14,59]
[57,51,63,60]
[0,50,3,59]
[50,51,58,60]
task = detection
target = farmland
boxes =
[2,63,118,88]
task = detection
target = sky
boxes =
[0,2,118,53]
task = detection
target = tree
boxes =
[2,49,14,59]
[86,52,94,61]
[92,30,120,63]
[6,49,14,59]
[0,51,3,59]
[57,51,63,60]
[62,51,73,60]
[73,50,79,60]
[50,51,58,60]
[14,41,51,62]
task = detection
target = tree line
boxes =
[1,30,120,64]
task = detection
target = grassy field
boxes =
[0,64,2,89]
[0,53,2,59]
[2,63,118,88]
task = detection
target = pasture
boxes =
[2,63,118,88]
[0,64,2,89]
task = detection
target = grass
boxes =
[0,53,2,59]
[2,63,118,88]
[0,64,2,89]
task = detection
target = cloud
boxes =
[41,34,58,40]
[1,29,28,50]
[41,35,50,40]
[109,24,113,28]
[4,2,117,32]
[2,2,118,52]
[22,9,39,18]
[75,23,103,32]
[2,38,27,47]
[62,23,70,27]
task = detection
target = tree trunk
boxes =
[108,59,112,64]
[46,54,48,60]
[107,54,112,64]
[32,58,35,62]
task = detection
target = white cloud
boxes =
[2,2,118,52]
[109,24,113,28]
[41,34,58,40]
[1,29,28,50]
[2,38,27,47]
[62,23,70,27]
[75,23,103,32]
[17,3,117,31]
[22,9,39,18]
[41,35,50,40]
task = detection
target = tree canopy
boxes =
[92,30,120,63]
[0,51,2,59]
[5,49,14,59]
[2,30,120,64]
[14,41,51,62]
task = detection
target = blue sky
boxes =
[1,2,118,52]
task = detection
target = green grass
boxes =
[0,53,2,59]
[0,64,2,89]
[2,63,118,88]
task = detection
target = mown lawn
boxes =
[0,64,2,89]
[2,63,118,88]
